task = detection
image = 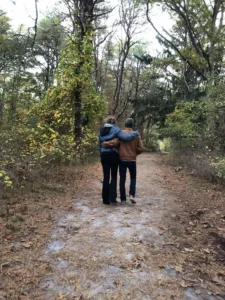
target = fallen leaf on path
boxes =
[195,290,201,295]
[184,248,194,252]
[211,275,223,285]
[0,262,10,273]
[175,265,183,273]
[136,255,145,261]
[73,224,80,230]
[218,270,225,276]
[57,293,67,299]
[22,242,33,248]
[203,249,210,254]
[159,226,168,231]
[179,280,192,288]
[174,166,182,172]
[189,221,195,226]
[217,227,225,233]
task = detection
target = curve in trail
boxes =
[35,153,218,300]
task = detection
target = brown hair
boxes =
[106,116,116,124]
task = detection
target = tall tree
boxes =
[34,14,66,92]
[145,0,225,81]
[111,0,143,116]
[62,0,111,140]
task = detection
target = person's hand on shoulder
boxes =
[134,131,140,136]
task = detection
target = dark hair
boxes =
[125,118,134,128]
[106,116,117,124]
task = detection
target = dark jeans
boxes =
[119,160,137,201]
[101,152,119,204]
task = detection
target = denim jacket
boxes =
[98,124,138,154]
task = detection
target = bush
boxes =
[162,82,225,182]
[144,126,160,152]
[212,158,225,179]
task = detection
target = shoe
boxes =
[103,201,110,205]
[110,200,118,205]
[129,195,136,204]
[121,199,126,204]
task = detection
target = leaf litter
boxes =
[1,154,225,299]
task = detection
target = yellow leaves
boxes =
[0,170,13,188]
[22,242,33,249]
[4,180,13,187]
[54,112,61,119]
[37,123,44,130]
[175,265,183,273]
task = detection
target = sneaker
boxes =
[129,195,136,204]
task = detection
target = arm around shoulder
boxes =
[117,130,138,141]
[101,138,120,148]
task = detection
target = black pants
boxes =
[101,152,119,204]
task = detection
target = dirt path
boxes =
[29,153,224,300]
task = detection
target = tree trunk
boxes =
[74,84,82,141]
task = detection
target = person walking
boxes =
[118,118,144,204]
[98,116,139,205]
[102,118,144,204]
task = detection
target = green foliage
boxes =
[0,10,105,196]
[212,159,225,179]
[162,101,207,149]
[0,10,11,69]
[144,126,160,152]
[162,81,225,179]
[0,170,13,189]
[31,34,105,159]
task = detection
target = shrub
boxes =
[162,82,225,182]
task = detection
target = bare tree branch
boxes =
[31,0,38,49]
[146,1,207,81]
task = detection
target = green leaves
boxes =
[0,170,13,188]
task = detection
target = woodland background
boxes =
[1,0,225,205]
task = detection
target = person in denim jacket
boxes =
[98,116,139,205]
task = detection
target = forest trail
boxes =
[31,153,224,299]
